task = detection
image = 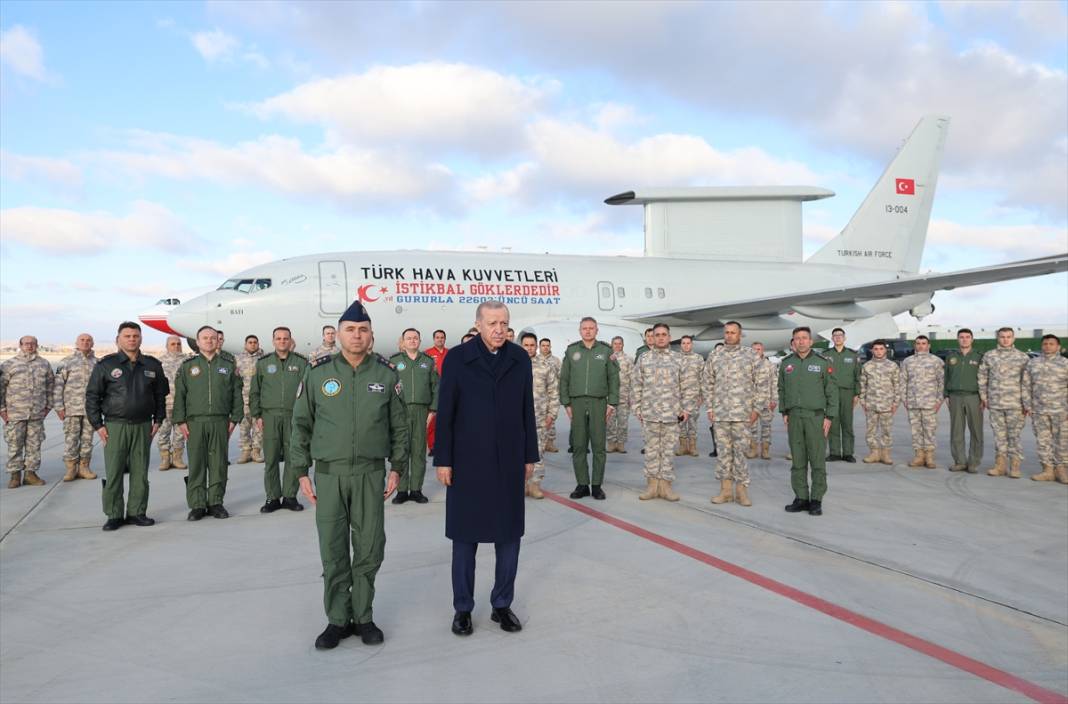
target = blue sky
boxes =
[1,0,1065,345]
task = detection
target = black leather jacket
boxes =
[86,352,169,429]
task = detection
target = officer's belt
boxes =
[946,390,979,396]
[314,458,386,475]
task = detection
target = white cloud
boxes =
[177,250,275,276]
[0,25,51,81]
[191,28,239,62]
[0,201,197,254]
[252,63,551,155]
[0,151,83,188]
[925,219,1068,259]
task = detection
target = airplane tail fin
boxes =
[807,115,949,274]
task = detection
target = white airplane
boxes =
[138,288,212,336]
[166,116,1067,356]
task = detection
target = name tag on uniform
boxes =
[419,362,428,369]
[287,365,299,372]
[368,383,385,393]
[808,364,822,372]
[844,357,854,363]
[595,354,605,360]
[218,368,229,375]
[144,370,156,378]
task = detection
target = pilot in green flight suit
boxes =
[290,301,409,650]
[389,329,438,504]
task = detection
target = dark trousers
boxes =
[451,540,520,613]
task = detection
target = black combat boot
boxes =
[808,500,823,516]
[409,490,429,504]
[260,499,281,514]
[784,498,810,513]
[125,515,155,527]
[281,497,304,511]
[314,623,353,650]
[591,485,606,500]
[354,621,384,645]
[102,518,124,531]
[569,485,590,499]
[208,504,229,519]
[391,491,409,505]
[187,508,207,521]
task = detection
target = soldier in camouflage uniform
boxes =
[703,322,760,506]
[632,323,694,501]
[157,336,189,470]
[539,339,561,452]
[859,341,899,465]
[235,335,265,464]
[606,336,633,453]
[522,333,558,498]
[899,335,945,469]
[1024,334,1068,483]
[53,333,98,481]
[748,342,778,460]
[676,336,704,457]
[978,327,1030,478]
[1,336,53,488]
[312,325,337,360]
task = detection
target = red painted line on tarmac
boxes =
[542,490,1068,704]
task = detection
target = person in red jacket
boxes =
[425,329,449,454]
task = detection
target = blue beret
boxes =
[339,301,371,324]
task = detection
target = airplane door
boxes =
[597,280,615,311]
[319,260,348,315]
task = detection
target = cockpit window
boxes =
[218,278,260,293]
[253,278,271,291]
[218,279,241,291]
[154,298,181,306]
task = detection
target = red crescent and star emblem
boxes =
[357,284,380,303]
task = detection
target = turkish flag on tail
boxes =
[895,178,915,195]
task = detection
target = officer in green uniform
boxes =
[388,327,438,505]
[633,328,654,362]
[85,321,169,531]
[778,326,836,516]
[215,330,236,364]
[290,301,409,650]
[173,326,243,521]
[559,317,619,500]
[823,327,862,462]
[249,326,308,513]
[944,327,984,472]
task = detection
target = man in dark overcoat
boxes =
[434,301,539,636]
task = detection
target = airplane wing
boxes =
[623,254,1068,325]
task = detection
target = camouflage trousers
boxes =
[907,408,938,451]
[62,414,95,461]
[989,409,1026,461]
[533,412,550,482]
[606,405,630,445]
[156,408,186,455]
[865,410,893,449]
[547,416,558,445]
[4,419,44,473]
[714,421,751,486]
[678,415,697,441]
[1032,413,1067,467]
[749,407,774,445]
[642,421,676,481]
[238,405,263,452]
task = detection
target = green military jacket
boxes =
[944,349,983,395]
[823,346,862,393]
[388,351,439,410]
[289,353,409,478]
[172,353,243,424]
[559,340,620,406]
[778,351,837,417]
[249,351,308,416]
[634,345,650,363]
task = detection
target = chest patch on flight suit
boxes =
[844,357,854,363]
[267,364,278,374]
[322,379,341,396]
[827,366,834,374]
[949,357,958,365]
[572,351,582,361]
[110,368,123,379]
[190,366,201,377]
[368,382,385,393]
[144,370,156,378]
[287,365,299,372]
[419,362,428,369]
[594,353,605,360]
[808,364,822,372]
[784,365,794,373]
[218,367,229,375]
[396,362,406,370]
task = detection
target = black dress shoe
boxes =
[314,623,353,650]
[709,451,718,457]
[187,508,207,521]
[452,611,473,636]
[409,490,429,504]
[125,515,155,527]
[281,497,304,511]
[641,448,645,454]
[260,499,281,514]
[826,454,842,462]
[808,500,823,516]
[843,455,857,463]
[208,504,229,519]
[491,607,522,633]
[784,498,810,513]
[102,518,124,531]
[569,485,590,499]
[391,491,409,505]
[354,621,384,645]
[591,485,606,500]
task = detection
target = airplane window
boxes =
[644,287,652,298]
[218,279,241,291]
[601,285,611,297]
[253,279,271,291]
[617,287,625,298]
[657,288,666,299]
[155,298,167,305]
[235,279,256,294]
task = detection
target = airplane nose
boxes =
[168,296,209,338]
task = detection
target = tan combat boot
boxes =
[689,438,699,456]
[638,478,659,500]
[735,483,752,507]
[78,459,97,480]
[1055,465,1068,484]
[658,480,680,502]
[761,442,771,460]
[924,450,937,469]
[674,441,685,456]
[1008,457,1022,479]
[7,472,21,489]
[237,449,252,464]
[63,460,78,482]
[863,449,881,463]
[252,448,264,463]
[158,451,172,471]
[23,471,45,486]
[545,442,558,453]
[170,449,188,469]
[879,448,893,465]
[986,454,1006,476]
[527,481,544,499]
[710,479,734,504]
[908,451,925,468]
[745,440,758,460]
[1031,464,1056,481]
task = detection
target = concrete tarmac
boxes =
[2,410,1066,703]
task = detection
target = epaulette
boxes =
[290,351,308,361]
[376,353,396,370]
[179,356,197,367]
[102,352,124,363]
[310,354,333,369]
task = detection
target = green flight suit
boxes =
[823,346,862,456]
[249,351,309,501]
[172,353,243,509]
[778,351,837,501]
[290,353,408,627]
[102,421,152,519]
[559,340,620,486]
[388,351,438,492]
[944,349,984,468]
